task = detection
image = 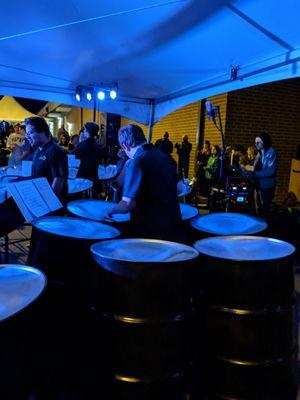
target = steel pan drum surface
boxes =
[67,199,130,223]
[191,212,267,236]
[91,238,198,265]
[179,203,199,221]
[68,178,93,194]
[33,215,120,240]
[194,235,295,261]
[0,264,46,322]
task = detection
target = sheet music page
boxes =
[68,154,80,168]
[6,182,33,221]
[13,180,50,218]
[33,178,62,212]
[21,161,32,177]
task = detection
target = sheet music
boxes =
[6,182,35,222]
[68,154,80,168]
[6,178,62,222]
[21,161,32,177]
[33,178,62,212]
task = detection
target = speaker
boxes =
[106,113,121,146]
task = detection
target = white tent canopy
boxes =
[0,0,299,125]
[0,96,39,121]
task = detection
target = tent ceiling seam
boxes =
[225,2,294,51]
[0,0,187,41]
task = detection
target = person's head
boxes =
[247,146,255,160]
[182,135,189,142]
[204,140,210,150]
[25,117,51,147]
[59,133,69,146]
[164,132,169,140]
[233,144,246,155]
[83,122,99,139]
[255,133,272,151]
[14,123,21,134]
[118,124,146,158]
[70,134,79,146]
[211,144,221,155]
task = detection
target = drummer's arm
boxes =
[109,196,136,214]
[52,177,66,197]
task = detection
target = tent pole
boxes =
[147,100,155,143]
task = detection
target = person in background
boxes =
[106,124,183,242]
[196,140,211,193]
[204,144,221,194]
[58,133,70,152]
[7,124,26,166]
[247,146,256,166]
[175,135,192,179]
[67,134,79,154]
[155,132,173,155]
[25,117,68,201]
[254,132,278,221]
[75,122,104,182]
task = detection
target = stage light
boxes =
[97,91,105,100]
[86,92,92,101]
[75,86,82,102]
[110,90,117,100]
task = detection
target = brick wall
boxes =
[121,102,200,178]
[225,79,300,201]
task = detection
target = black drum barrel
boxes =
[90,239,199,397]
[27,216,120,397]
[194,236,297,399]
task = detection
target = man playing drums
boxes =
[107,124,183,242]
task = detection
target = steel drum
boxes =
[98,164,118,180]
[194,236,296,399]
[68,178,93,194]
[179,202,198,221]
[0,265,46,398]
[190,212,267,239]
[67,199,130,223]
[90,238,198,398]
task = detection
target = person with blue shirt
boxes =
[107,124,183,242]
[254,132,278,220]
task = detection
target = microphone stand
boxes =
[209,106,226,182]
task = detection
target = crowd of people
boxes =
[195,133,278,220]
[0,117,285,237]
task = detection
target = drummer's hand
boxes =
[103,208,114,222]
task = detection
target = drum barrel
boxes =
[193,236,297,399]
[90,239,199,397]
[27,216,120,396]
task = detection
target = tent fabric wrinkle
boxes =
[0,0,299,124]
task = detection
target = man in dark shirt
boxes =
[75,122,104,181]
[107,124,183,242]
[154,131,173,155]
[175,135,192,179]
[25,117,68,200]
